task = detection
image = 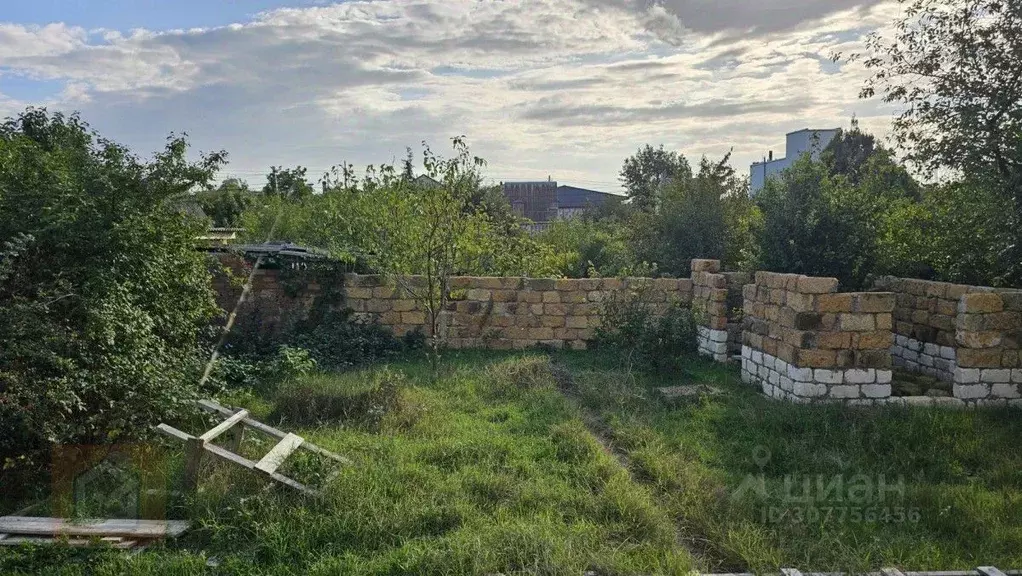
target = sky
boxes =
[0,0,906,192]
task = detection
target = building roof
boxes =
[555,185,619,209]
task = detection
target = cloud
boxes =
[0,0,905,190]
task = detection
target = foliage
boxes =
[633,153,757,275]
[860,0,1022,284]
[754,156,879,289]
[0,109,223,463]
[262,166,315,201]
[194,178,252,227]
[619,144,692,212]
[536,215,639,278]
[593,286,697,374]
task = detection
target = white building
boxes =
[750,128,839,194]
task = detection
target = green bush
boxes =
[0,109,222,465]
[592,288,697,373]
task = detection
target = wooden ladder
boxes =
[157,399,350,497]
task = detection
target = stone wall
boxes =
[954,291,1022,404]
[740,271,896,405]
[692,259,749,363]
[874,276,1022,404]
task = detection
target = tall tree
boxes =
[860,0,1022,283]
[196,178,252,227]
[619,144,692,212]
[263,166,314,201]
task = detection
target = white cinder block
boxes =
[876,370,893,384]
[829,385,861,399]
[752,351,763,364]
[862,384,892,398]
[904,396,934,407]
[788,365,813,382]
[813,369,843,385]
[940,346,956,360]
[780,376,794,392]
[845,369,876,384]
[923,343,940,356]
[741,368,752,385]
[742,346,752,359]
[895,334,908,347]
[907,338,923,352]
[953,383,990,400]
[768,371,779,385]
[990,383,1021,399]
[794,381,827,398]
[919,354,935,367]
[954,367,981,384]
[710,329,728,343]
[903,350,920,362]
[1013,369,1022,383]
[980,369,1012,383]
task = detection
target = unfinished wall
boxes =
[692,259,749,363]
[741,271,896,405]
[344,274,693,350]
[874,276,1022,405]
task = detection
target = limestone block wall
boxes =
[873,276,1022,404]
[954,291,1022,404]
[692,259,749,363]
[343,274,694,350]
[740,271,896,405]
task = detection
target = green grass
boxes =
[2,350,1021,574]
[556,352,1022,572]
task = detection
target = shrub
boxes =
[593,287,697,373]
[0,109,223,465]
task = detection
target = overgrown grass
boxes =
[556,352,1022,572]
[0,352,692,575]
[3,351,1020,574]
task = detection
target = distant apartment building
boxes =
[750,128,839,194]
[501,179,619,232]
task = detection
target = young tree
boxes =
[860,0,1022,283]
[619,144,692,212]
[263,166,315,201]
[196,178,252,227]
[0,109,224,464]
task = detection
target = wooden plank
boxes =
[198,400,351,465]
[0,517,190,539]
[978,568,1009,576]
[156,423,194,442]
[199,409,249,443]
[0,536,138,549]
[255,433,303,475]
[201,442,317,496]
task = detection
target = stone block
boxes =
[545,303,568,316]
[840,314,875,332]
[565,316,588,329]
[862,384,892,398]
[816,293,853,313]
[794,381,828,397]
[816,332,850,350]
[555,279,581,291]
[527,327,554,340]
[1013,368,1022,383]
[857,331,894,350]
[854,293,895,313]
[991,383,1021,399]
[960,293,1003,314]
[954,367,981,383]
[953,383,990,400]
[1002,350,1019,368]
[877,370,893,384]
[794,312,823,330]
[527,278,557,291]
[401,311,427,325]
[980,368,1012,383]
[797,276,839,294]
[542,291,560,304]
[798,349,836,368]
[957,347,1004,368]
[829,385,861,399]
[845,368,876,384]
[541,315,565,328]
[814,369,843,384]
[956,330,1002,349]
[855,350,892,369]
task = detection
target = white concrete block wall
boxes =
[891,334,956,382]
[698,326,729,363]
[740,345,894,405]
